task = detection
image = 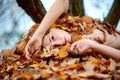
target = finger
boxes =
[77,46,83,54]
[70,41,78,51]
[76,42,83,53]
[73,47,79,54]
[77,41,88,54]
[26,53,30,60]
[25,45,31,59]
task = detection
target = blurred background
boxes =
[0,0,120,51]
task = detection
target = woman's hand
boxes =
[25,35,42,59]
[70,39,95,55]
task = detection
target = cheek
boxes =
[42,40,47,47]
[58,31,65,38]
[43,37,49,47]
[56,35,64,41]
[56,36,65,44]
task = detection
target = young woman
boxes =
[25,0,69,59]
[25,0,120,60]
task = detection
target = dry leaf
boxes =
[81,16,93,24]
[58,51,68,58]
[20,72,34,79]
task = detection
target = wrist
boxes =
[33,30,44,38]
[89,40,99,49]
[89,41,103,53]
[31,33,43,41]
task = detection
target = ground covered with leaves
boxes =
[0,14,120,80]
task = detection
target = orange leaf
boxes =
[20,72,34,79]
[81,16,93,24]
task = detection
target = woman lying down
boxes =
[1,15,120,79]
[13,15,120,61]
[40,15,120,61]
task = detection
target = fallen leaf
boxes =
[58,51,68,58]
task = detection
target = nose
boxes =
[51,40,65,46]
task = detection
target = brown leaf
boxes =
[72,34,82,42]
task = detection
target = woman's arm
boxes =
[70,39,120,61]
[92,41,120,61]
[25,0,69,59]
[34,0,69,37]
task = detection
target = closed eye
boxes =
[51,35,55,40]
[49,34,55,43]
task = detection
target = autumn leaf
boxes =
[72,34,82,41]
[81,16,93,24]
[30,60,48,69]
[58,51,68,58]
[20,72,34,79]
[72,26,78,31]
[61,26,68,30]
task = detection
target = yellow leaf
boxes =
[61,26,68,30]
[90,59,99,64]
[30,63,40,68]
[30,61,47,69]
[58,51,68,58]
[72,27,78,31]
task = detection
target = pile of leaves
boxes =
[0,14,120,80]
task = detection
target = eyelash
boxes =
[51,35,55,40]
[49,35,55,43]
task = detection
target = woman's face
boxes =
[43,28,71,47]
